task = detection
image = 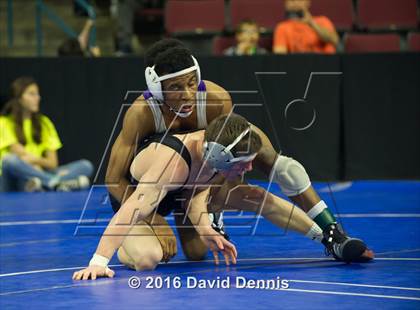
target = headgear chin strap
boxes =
[164,103,194,118]
[144,55,201,104]
[203,125,257,172]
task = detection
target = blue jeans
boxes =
[0,154,94,192]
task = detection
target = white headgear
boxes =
[203,125,257,172]
[144,55,201,103]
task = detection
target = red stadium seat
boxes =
[165,0,225,35]
[357,0,418,30]
[310,0,354,31]
[259,36,273,52]
[212,36,273,55]
[213,36,236,55]
[344,33,401,53]
[408,32,420,52]
[230,0,285,32]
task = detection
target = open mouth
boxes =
[180,105,193,112]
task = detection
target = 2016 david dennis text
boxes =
[142,275,290,289]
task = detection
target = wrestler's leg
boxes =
[255,148,373,260]
[209,182,321,238]
[210,181,372,262]
[117,214,177,271]
[117,223,162,271]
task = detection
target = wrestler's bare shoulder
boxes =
[127,95,151,115]
[122,95,155,134]
[204,80,231,100]
[203,80,233,119]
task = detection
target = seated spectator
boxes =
[58,19,101,57]
[273,0,338,54]
[0,77,94,192]
[224,20,268,56]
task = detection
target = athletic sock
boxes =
[306,200,337,231]
[305,223,323,242]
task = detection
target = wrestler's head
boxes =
[204,113,262,180]
[145,39,199,117]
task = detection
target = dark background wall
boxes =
[1,54,419,182]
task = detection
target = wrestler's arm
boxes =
[187,188,214,235]
[204,82,274,173]
[73,150,189,280]
[73,180,167,280]
[188,188,237,265]
[250,124,279,176]
[205,85,276,174]
[203,85,278,179]
[96,183,167,258]
[203,81,233,121]
[204,81,277,168]
[105,100,153,203]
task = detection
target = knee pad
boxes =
[270,155,311,197]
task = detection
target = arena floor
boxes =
[1,181,419,309]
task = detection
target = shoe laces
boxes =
[323,224,347,258]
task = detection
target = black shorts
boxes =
[109,131,192,216]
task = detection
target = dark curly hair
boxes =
[144,39,194,76]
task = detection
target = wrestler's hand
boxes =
[200,231,237,265]
[72,265,115,281]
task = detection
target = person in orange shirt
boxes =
[273,0,339,54]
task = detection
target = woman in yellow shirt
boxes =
[0,76,94,192]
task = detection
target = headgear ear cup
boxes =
[145,66,163,101]
[203,125,257,171]
[144,55,201,102]
[191,55,201,82]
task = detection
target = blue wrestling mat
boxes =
[1,181,419,309]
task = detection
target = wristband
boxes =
[89,253,110,267]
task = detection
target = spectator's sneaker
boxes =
[24,177,43,192]
[209,212,229,240]
[56,176,90,192]
[322,223,374,263]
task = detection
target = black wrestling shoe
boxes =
[322,223,372,263]
[209,212,229,240]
